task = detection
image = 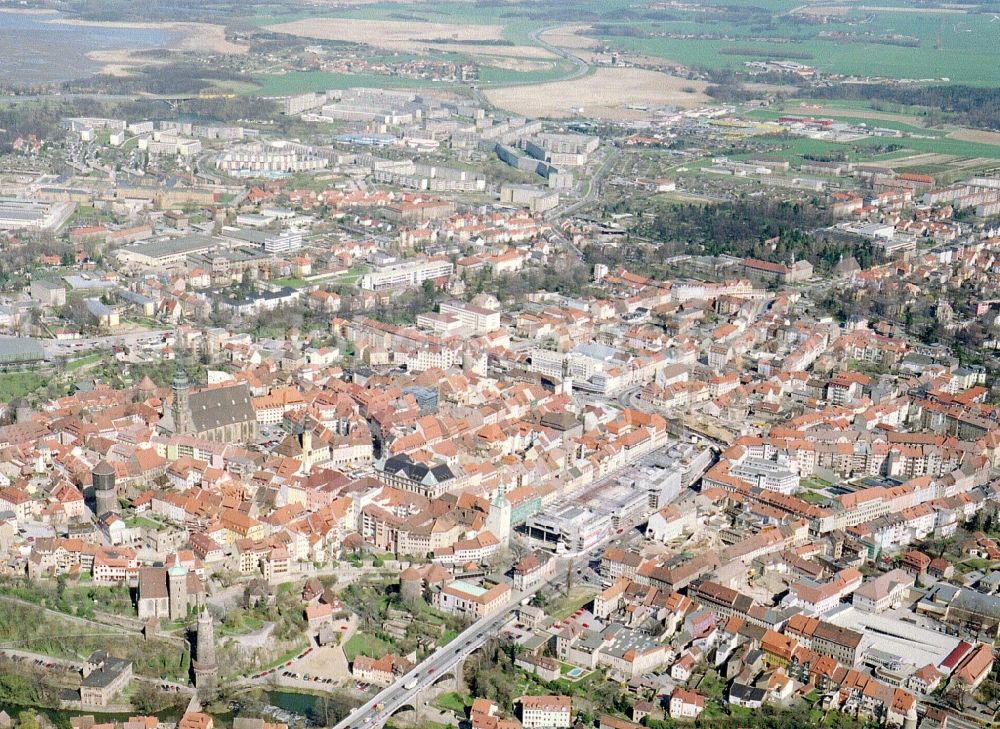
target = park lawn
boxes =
[0,371,49,401]
[343,631,393,662]
[334,274,364,285]
[433,691,470,716]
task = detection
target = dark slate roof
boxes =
[728,683,766,703]
[382,454,454,485]
[189,383,256,434]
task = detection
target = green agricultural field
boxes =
[591,5,1000,86]
[253,0,1000,88]
[477,62,577,87]
[745,132,1000,163]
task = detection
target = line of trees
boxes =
[803,84,1000,130]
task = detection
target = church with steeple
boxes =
[157,354,259,444]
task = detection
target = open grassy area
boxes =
[545,586,600,621]
[272,276,308,289]
[433,691,470,716]
[0,371,50,402]
[327,263,370,286]
[343,631,392,662]
[591,5,1000,86]
[750,133,1000,163]
[251,0,1000,106]
[799,491,830,506]
[801,476,833,490]
[218,612,266,637]
[436,628,458,647]
[477,62,576,87]
[957,557,998,574]
[0,578,134,617]
[65,352,103,370]
[0,597,188,679]
[125,516,164,530]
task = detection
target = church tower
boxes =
[172,355,193,436]
[167,563,188,621]
[192,608,218,692]
[560,355,574,396]
[486,492,511,546]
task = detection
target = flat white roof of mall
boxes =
[826,605,961,670]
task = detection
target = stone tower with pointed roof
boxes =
[192,608,218,692]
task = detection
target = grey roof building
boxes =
[377,453,456,498]
[158,360,258,444]
[80,650,132,707]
